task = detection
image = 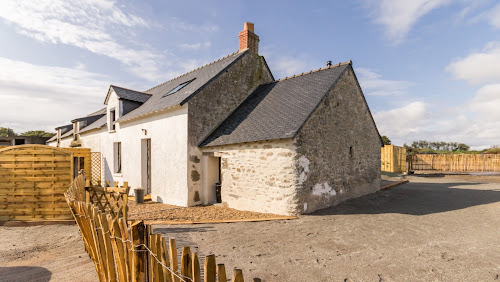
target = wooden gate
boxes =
[0,145,73,221]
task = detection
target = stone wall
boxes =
[202,139,299,215]
[294,65,382,214]
[187,51,274,206]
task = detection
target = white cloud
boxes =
[180,42,212,50]
[469,83,500,119]
[356,68,414,96]
[0,57,110,133]
[365,0,450,43]
[446,42,500,85]
[374,102,427,140]
[0,0,166,81]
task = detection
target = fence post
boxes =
[122,181,129,222]
[169,238,179,282]
[217,264,227,282]
[181,246,192,279]
[204,254,216,282]
[232,269,244,282]
[158,236,172,282]
[192,252,201,282]
[131,221,147,282]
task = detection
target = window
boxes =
[114,142,122,173]
[162,78,196,97]
[110,109,116,131]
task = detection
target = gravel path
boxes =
[128,201,285,222]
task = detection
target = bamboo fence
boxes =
[381,145,407,173]
[409,154,500,172]
[65,174,253,282]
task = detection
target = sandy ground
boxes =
[154,175,500,281]
[1,174,499,281]
[0,225,98,282]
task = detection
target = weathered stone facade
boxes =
[201,139,299,215]
[187,51,274,205]
[293,66,381,214]
[202,66,381,215]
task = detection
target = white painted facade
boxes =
[91,91,189,206]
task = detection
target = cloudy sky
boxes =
[0,0,498,149]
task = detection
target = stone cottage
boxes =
[48,22,381,215]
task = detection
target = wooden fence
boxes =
[381,145,407,173]
[0,145,74,221]
[409,154,500,172]
[66,174,254,282]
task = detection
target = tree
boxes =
[21,130,56,138]
[381,135,391,145]
[0,127,16,137]
[457,143,470,151]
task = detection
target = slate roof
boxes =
[116,50,248,123]
[201,63,350,147]
[46,135,57,142]
[86,107,106,117]
[106,86,152,104]
[61,128,74,139]
[79,115,107,134]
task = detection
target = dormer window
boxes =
[162,78,196,97]
[110,109,116,131]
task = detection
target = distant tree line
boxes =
[0,127,55,138]
[405,140,470,152]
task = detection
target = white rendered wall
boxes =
[79,128,104,152]
[59,137,73,147]
[100,91,189,206]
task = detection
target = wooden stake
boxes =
[169,238,179,282]
[217,264,227,282]
[131,221,147,282]
[232,269,244,282]
[204,254,216,282]
[192,252,201,282]
[159,236,172,282]
[180,246,192,279]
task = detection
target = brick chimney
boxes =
[239,22,259,53]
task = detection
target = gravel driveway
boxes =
[1,175,499,281]
[154,175,500,281]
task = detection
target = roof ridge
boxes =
[111,85,152,95]
[260,60,352,86]
[144,50,243,93]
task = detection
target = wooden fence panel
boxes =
[381,145,407,173]
[0,145,73,221]
[409,154,500,172]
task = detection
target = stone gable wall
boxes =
[187,51,274,206]
[294,66,381,213]
[202,139,299,215]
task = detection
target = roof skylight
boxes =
[162,78,196,97]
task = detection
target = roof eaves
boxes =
[260,55,275,81]
[115,104,182,124]
[348,64,384,147]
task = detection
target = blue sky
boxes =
[0,0,499,149]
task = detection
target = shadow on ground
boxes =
[312,180,500,216]
[153,226,214,234]
[0,266,51,282]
